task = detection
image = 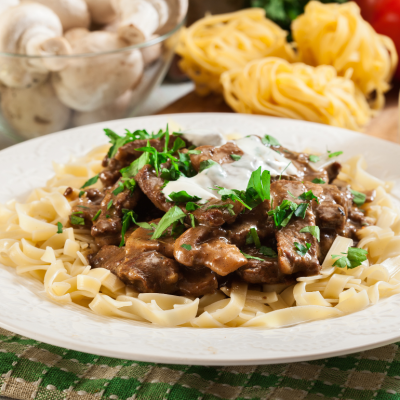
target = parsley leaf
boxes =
[268,199,298,228]
[309,155,320,163]
[214,187,251,210]
[57,222,63,234]
[119,210,153,247]
[199,159,218,172]
[230,154,242,161]
[113,181,125,196]
[298,190,319,203]
[92,210,101,222]
[181,244,192,251]
[294,242,312,257]
[246,167,271,207]
[79,190,85,198]
[262,134,280,147]
[250,228,261,248]
[206,203,235,216]
[121,152,151,179]
[70,215,85,225]
[169,191,201,203]
[151,206,186,240]
[294,203,309,219]
[107,200,113,210]
[241,251,264,261]
[350,189,366,206]
[81,174,99,189]
[312,178,326,184]
[332,247,368,269]
[328,150,343,158]
[260,246,277,257]
[186,202,201,211]
[187,149,201,155]
[299,226,320,242]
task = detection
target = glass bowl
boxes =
[0,17,185,142]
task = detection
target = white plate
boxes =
[1,113,400,366]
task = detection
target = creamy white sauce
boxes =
[181,130,226,147]
[163,136,299,201]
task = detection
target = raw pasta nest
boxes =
[176,8,295,96]
[292,1,398,110]
[221,57,372,131]
[0,136,400,328]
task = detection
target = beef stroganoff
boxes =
[0,126,399,328]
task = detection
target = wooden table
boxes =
[159,87,400,144]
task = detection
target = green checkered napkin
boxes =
[1,327,400,400]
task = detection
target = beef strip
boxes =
[135,164,172,212]
[190,142,244,172]
[69,188,104,229]
[177,267,218,297]
[174,226,248,276]
[90,245,180,294]
[91,179,140,246]
[271,180,321,276]
[192,198,244,227]
[227,201,274,247]
[236,245,291,284]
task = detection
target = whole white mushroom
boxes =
[52,31,144,112]
[0,0,19,15]
[84,0,116,25]
[20,0,90,31]
[72,90,133,127]
[1,79,72,138]
[0,3,71,81]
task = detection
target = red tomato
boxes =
[370,0,400,80]
[354,0,380,22]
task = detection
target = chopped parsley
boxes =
[186,202,201,211]
[206,203,235,216]
[268,199,298,228]
[119,210,153,247]
[168,191,201,203]
[81,174,99,189]
[245,228,261,248]
[107,200,113,210]
[181,244,192,251]
[350,189,366,207]
[278,161,292,180]
[106,214,110,218]
[298,190,319,203]
[312,178,326,184]
[57,222,63,234]
[121,151,150,179]
[294,203,309,219]
[328,150,343,158]
[299,226,320,242]
[79,190,85,198]
[230,154,242,161]
[189,213,196,228]
[77,205,89,209]
[309,155,320,163]
[151,206,186,240]
[92,210,101,222]
[241,251,264,262]
[246,167,271,208]
[260,246,277,258]
[214,187,251,210]
[262,134,280,147]
[294,242,312,257]
[113,178,136,196]
[332,247,368,269]
[199,159,218,172]
[70,215,85,225]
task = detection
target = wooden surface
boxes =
[159,88,400,144]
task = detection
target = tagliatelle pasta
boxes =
[292,1,398,110]
[0,142,399,329]
[176,8,295,96]
[221,57,372,131]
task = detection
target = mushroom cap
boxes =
[52,31,144,112]
[0,0,19,15]
[0,3,63,54]
[84,0,116,25]
[64,27,90,46]
[1,79,71,138]
[21,0,90,31]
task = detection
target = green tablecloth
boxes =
[1,327,400,400]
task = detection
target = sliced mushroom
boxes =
[20,0,90,31]
[111,0,161,44]
[1,79,72,138]
[84,0,116,25]
[72,90,133,127]
[52,31,144,112]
